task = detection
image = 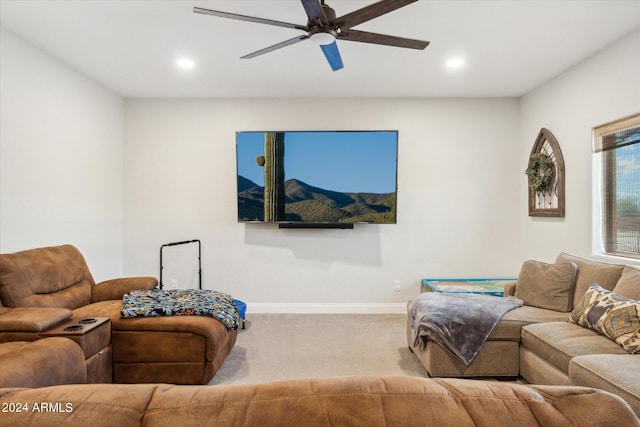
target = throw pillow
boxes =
[570,283,640,354]
[612,266,640,300]
[515,260,577,312]
[555,252,625,309]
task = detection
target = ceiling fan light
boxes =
[309,31,336,46]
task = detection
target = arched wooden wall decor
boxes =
[526,128,565,217]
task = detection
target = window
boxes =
[593,113,640,259]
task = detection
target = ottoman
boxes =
[407,303,569,378]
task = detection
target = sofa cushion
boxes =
[0,337,86,387]
[91,277,158,303]
[570,283,640,354]
[489,305,569,340]
[0,245,94,309]
[613,266,640,300]
[569,354,640,417]
[520,322,628,374]
[515,260,577,312]
[555,252,625,308]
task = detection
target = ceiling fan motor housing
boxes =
[307,3,337,45]
[307,3,336,27]
[322,3,337,22]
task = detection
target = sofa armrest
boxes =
[0,307,73,332]
[91,277,158,303]
[503,281,517,297]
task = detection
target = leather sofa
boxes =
[408,253,640,415]
[1,376,638,427]
[0,337,86,388]
[0,244,237,384]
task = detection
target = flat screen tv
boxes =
[236,131,398,226]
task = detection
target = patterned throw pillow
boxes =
[570,283,640,354]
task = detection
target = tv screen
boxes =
[236,130,398,224]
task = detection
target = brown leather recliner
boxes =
[0,244,237,385]
[0,337,87,388]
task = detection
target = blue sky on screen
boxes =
[236,131,398,194]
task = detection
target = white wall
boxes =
[124,98,521,312]
[0,28,125,281]
[5,26,636,312]
[519,29,640,267]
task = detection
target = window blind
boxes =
[594,113,640,152]
[594,113,640,258]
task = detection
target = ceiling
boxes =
[1,0,639,98]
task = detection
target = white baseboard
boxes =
[246,303,407,314]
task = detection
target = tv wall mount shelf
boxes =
[278,222,354,229]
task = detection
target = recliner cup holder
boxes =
[79,318,97,324]
[63,325,83,332]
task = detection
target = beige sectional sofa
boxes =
[408,252,640,415]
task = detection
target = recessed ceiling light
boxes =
[445,57,465,69]
[176,58,195,70]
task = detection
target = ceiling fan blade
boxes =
[334,0,418,29]
[339,29,429,50]
[319,41,344,71]
[241,35,309,59]
[300,0,328,25]
[193,7,307,31]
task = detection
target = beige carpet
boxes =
[209,313,429,385]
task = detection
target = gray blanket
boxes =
[408,292,523,366]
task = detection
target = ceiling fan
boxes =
[193,0,429,71]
